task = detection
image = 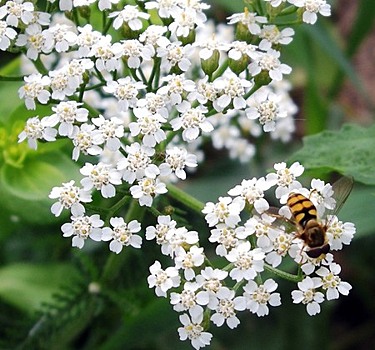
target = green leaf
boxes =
[1,152,80,201]
[0,263,79,314]
[290,123,375,185]
[339,186,375,239]
[0,152,80,223]
[346,0,375,57]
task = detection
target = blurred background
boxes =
[0,0,375,349]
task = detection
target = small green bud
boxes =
[228,55,250,74]
[201,49,220,76]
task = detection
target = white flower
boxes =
[139,25,169,52]
[136,91,170,118]
[309,178,335,217]
[98,0,120,11]
[129,108,167,147]
[18,73,51,110]
[159,74,196,105]
[245,213,277,249]
[174,246,205,281]
[109,5,150,31]
[18,116,57,150]
[227,10,267,35]
[178,309,213,350]
[147,260,181,297]
[120,39,153,68]
[90,35,123,72]
[243,279,281,316]
[76,24,102,57]
[118,143,159,184]
[212,73,253,112]
[209,287,246,329]
[228,177,272,214]
[71,123,102,161]
[171,102,212,142]
[102,218,142,254]
[228,40,259,61]
[316,263,352,300]
[291,276,324,316]
[159,147,197,180]
[80,162,122,198]
[209,224,249,257]
[65,59,94,89]
[104,78,146,112]
[49,180,92,217]
[226,242,265,282]
[246,87,288,132]
[45,101,88,137]
[145,215,177,255]
[266,161,304,203]
[130,177,168,207]
[259,25,294,51]
[159,226,199,258]
[49,68,75,101]
[263,0,288,7]
[195,267,228,305]
[248,48,292,82]
[92,115,124,152]
[202,196,244,228]
[325,216,356,250]
[43,23,77,53]
[145,0,180,19]
[0,0,34,27]
[157,41,193,72]
[265,228,295,267]
[195,32,229,60]
[15,24,49,60]
[0,20,17,51]
[170,283,209,313]
[291,0,331,24]
[169,7,206,38]
[61,213,103,249]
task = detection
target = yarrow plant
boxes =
[3,0,356,348]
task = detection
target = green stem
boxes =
[33,57,48,75]
[166,183,205,214]
[211,59,229,81]
[0,75,24,81]
[264,263,303,283]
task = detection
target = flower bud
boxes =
[201,49,220,76]
[228,54,249,74]
[78,6,91,20]
[178,29,196,45]
[254,70,272,86]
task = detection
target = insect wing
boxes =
[325,176,354,218]
[266,206,299,235]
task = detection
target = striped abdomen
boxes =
[287,193,317,229]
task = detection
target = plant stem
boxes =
[166,183,205,214]
[264,263,303,283]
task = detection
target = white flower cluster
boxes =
[7,0,353,348]
[145,162,355,349]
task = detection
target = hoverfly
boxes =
[277,176,353,259]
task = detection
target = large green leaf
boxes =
[290,123,375,185]
[0,263,78,314]
[339,186,375,239]
[1,152,80,200]
[0,152,80,223]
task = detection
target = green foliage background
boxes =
[1,0,375,349]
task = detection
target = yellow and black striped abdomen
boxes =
[287,193,317,229]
